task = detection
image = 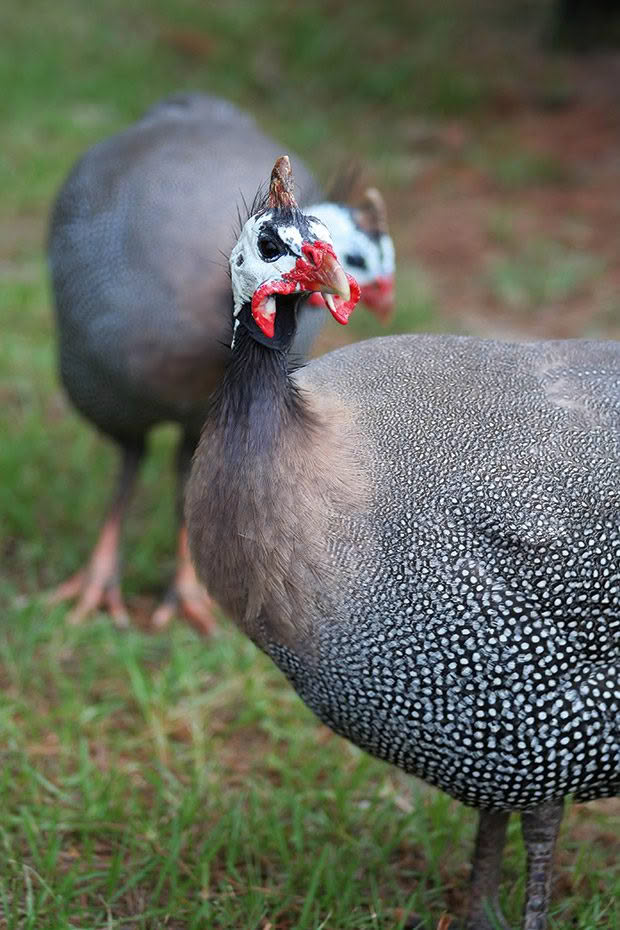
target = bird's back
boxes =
[284,334,620,810]
[50,93,322,439]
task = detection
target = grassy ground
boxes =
[1,0,619,927]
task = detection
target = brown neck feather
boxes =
[186,323,367,652]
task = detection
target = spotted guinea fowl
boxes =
[48,92,395,631]
[186,156,619,929]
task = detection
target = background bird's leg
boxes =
[521,799,563,930]
[151,431,215,635]
[464,809,511,930]
[48,443,143,627]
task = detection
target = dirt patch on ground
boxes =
[387,52,620,341]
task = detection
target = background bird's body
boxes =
[50,93,322,443]
[189,333,620,812]
[49,93,395,628]
[49,94,360,627]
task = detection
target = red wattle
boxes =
[360,275,395,321]
[251,278,297,337]
[327,274,361,326]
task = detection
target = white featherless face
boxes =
[229,206,360,341]
[229,210,333,315]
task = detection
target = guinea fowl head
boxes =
[307,188,395,322]
[230,156,361,348]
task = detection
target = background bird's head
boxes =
[308,189,395,322]
[230,156,361,349]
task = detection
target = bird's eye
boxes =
[258,233,283,262]
[344,253,368,271]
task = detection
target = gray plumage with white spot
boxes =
[186,172,619,928]
[269,334,619,811]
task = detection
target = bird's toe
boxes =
[150,579,215,636]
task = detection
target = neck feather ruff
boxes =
[186,323,368,652]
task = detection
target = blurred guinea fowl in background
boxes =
[48,92,395,632]
[187,156,619,930]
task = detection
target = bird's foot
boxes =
[47,567,130,628]
[150,554,215,636]
[46,518,129,628]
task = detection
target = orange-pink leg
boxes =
[150,526,216,636]
[47,446,142,627]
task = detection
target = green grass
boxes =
[2,609,618,929]
[1,0,618,927]
[0,608,461,929]
[485,239,604,312]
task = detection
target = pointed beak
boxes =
[300,241,359,325]
[305,247,351,302]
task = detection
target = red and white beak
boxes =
[251,240,361,338]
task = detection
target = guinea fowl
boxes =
[186,156,619,929]
[48,92,395,631]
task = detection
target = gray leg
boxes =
[521,799,563,930]
[465,810,511,930]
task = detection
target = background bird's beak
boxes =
[360,275,395,322]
